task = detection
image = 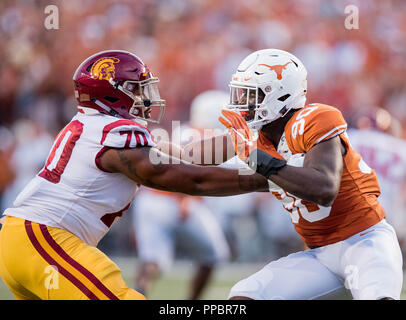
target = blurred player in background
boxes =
[189,92,257,262]
[0,50,270,300]
[184,48,403,300]
[0,120,53,212]
[347,107,406,257]
[132,90,230,299]
[253,193,303,260]
[0,127,15,213]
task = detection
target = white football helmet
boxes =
[225,49,308,130]
[189,90,229,129]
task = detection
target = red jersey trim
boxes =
[95,146,113,173]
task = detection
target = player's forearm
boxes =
[149,163,269,196]
[155,140,183,160]
[181,135,235,166]
[188,166,269,196]
[105,147,268,196]
[269,165,339,206]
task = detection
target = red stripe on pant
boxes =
[24,220,99,300]
[38,224,119,300]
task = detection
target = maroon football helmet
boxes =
[73,50,165,123]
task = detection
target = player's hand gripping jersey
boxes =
[3,108,155,246]
[270,104,385,247]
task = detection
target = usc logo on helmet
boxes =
[90,57,120,81]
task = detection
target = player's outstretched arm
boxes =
[175,110,256,166]
[180,133,236,166]
[99,146,268,196]
[255,136,344,207]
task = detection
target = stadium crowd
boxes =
[0,0,405,261]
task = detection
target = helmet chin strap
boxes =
[279,106,289,117]
[91,98,119,117]
[91,98,148,126]
[253,91,306,129]
[248,105,288,130]
[109,78,124,92]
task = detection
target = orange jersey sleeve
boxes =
[285,104,348,154]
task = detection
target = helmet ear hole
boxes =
[277,94,291,102]
[103,96,120,103]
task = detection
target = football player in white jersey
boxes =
[132,90,231,299]
[0,50,270,300]
[347,108,406,253]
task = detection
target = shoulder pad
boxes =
[100,119,155,148]
[285,104,347,153]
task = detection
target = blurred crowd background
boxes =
[0,0,405,264]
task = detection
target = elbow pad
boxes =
[246,149,287,179]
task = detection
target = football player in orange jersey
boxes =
[183,49,403,300]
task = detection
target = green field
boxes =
[0,257,405,300]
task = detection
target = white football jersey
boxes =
[347,128,406,233]
[3,108,155,246]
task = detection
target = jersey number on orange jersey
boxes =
[272,189,331,223]
[291,106,318,139]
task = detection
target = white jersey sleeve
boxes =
[3,112,155,246]
[100,119,155,149]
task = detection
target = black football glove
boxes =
[246,149,287,179]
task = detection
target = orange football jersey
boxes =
[271,103,385,247]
